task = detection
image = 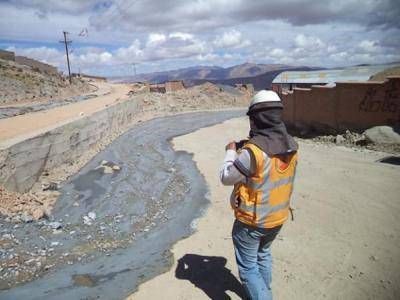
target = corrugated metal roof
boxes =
[272,63,400,84]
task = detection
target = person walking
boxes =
[220,90,298,300]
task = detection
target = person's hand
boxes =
[225,141,236,151]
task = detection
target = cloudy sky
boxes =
[1,0,399,76]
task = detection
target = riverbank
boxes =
[131,117,400,300]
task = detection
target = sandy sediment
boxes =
[131,117,400,300]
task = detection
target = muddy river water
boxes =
[0,110,244,300]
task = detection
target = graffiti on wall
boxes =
[359,80,400,117]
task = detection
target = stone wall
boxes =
[15,56,58,75]
[0,98,142,193]
[281,76,400,133]
[0,49,15,61]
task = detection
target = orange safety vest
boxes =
[233,143,298,229]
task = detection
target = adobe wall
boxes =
[15,56,58,75]
[281,77,400,133]
[0,49,15,61]
[149,84,166,93]
[165,81,185,92]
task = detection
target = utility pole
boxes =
[132,63,137,77]
[60,31,72,84]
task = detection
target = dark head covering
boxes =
[247,102,298,156]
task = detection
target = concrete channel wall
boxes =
[0,98,142,193]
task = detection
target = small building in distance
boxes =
[271,63,400,94]
[149,80,185,93]
[165,80,185,92]
[149,83,166,93]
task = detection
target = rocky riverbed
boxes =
[0,110,244,300]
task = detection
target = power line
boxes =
[59,31,72,84]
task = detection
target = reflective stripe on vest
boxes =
[233,143,297,229]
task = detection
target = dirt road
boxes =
[132,117,400,300]
[0,81,130,148]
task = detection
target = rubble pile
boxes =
[308,126,400,154]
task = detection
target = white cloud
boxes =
[146,33,167,46]
[213,30,251,48]
[270,48,285,58]
[294,34,325,50]
[358,40,380,53]
[169,32,194,41]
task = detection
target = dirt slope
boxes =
[0,58,91,105]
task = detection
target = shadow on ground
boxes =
[175,253,246,300]
[378,156,400,165]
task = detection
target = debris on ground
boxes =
[304,127,400,154]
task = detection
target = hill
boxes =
[0,58,91,106]
[114,63,293,83]
[369,66,400,81]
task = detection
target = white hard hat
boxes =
[249,90,282,109]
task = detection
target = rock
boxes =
[364,126,400,144]
[88,212,96,220]
[11,216,21,223]
[21,212,33,223]
[42,182,58,191]
[72,202,79,207]
[335,135,346,145]
[31,208,45,220]
[2,233,12,239]
[112,165,121,171]
[83,216,92,226]
[103,165,114,174]
[50,241,60,247]
[101,160,108,165]
[48,221,62,230]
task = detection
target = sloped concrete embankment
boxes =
[0,98,142,193]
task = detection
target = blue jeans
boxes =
[232,220,282,300]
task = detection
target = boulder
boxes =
[363,126,400,144]
[335,135,346,145]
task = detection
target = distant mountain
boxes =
[111,62,322,90]
[185,67,320,90]
[113,63,293,83]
